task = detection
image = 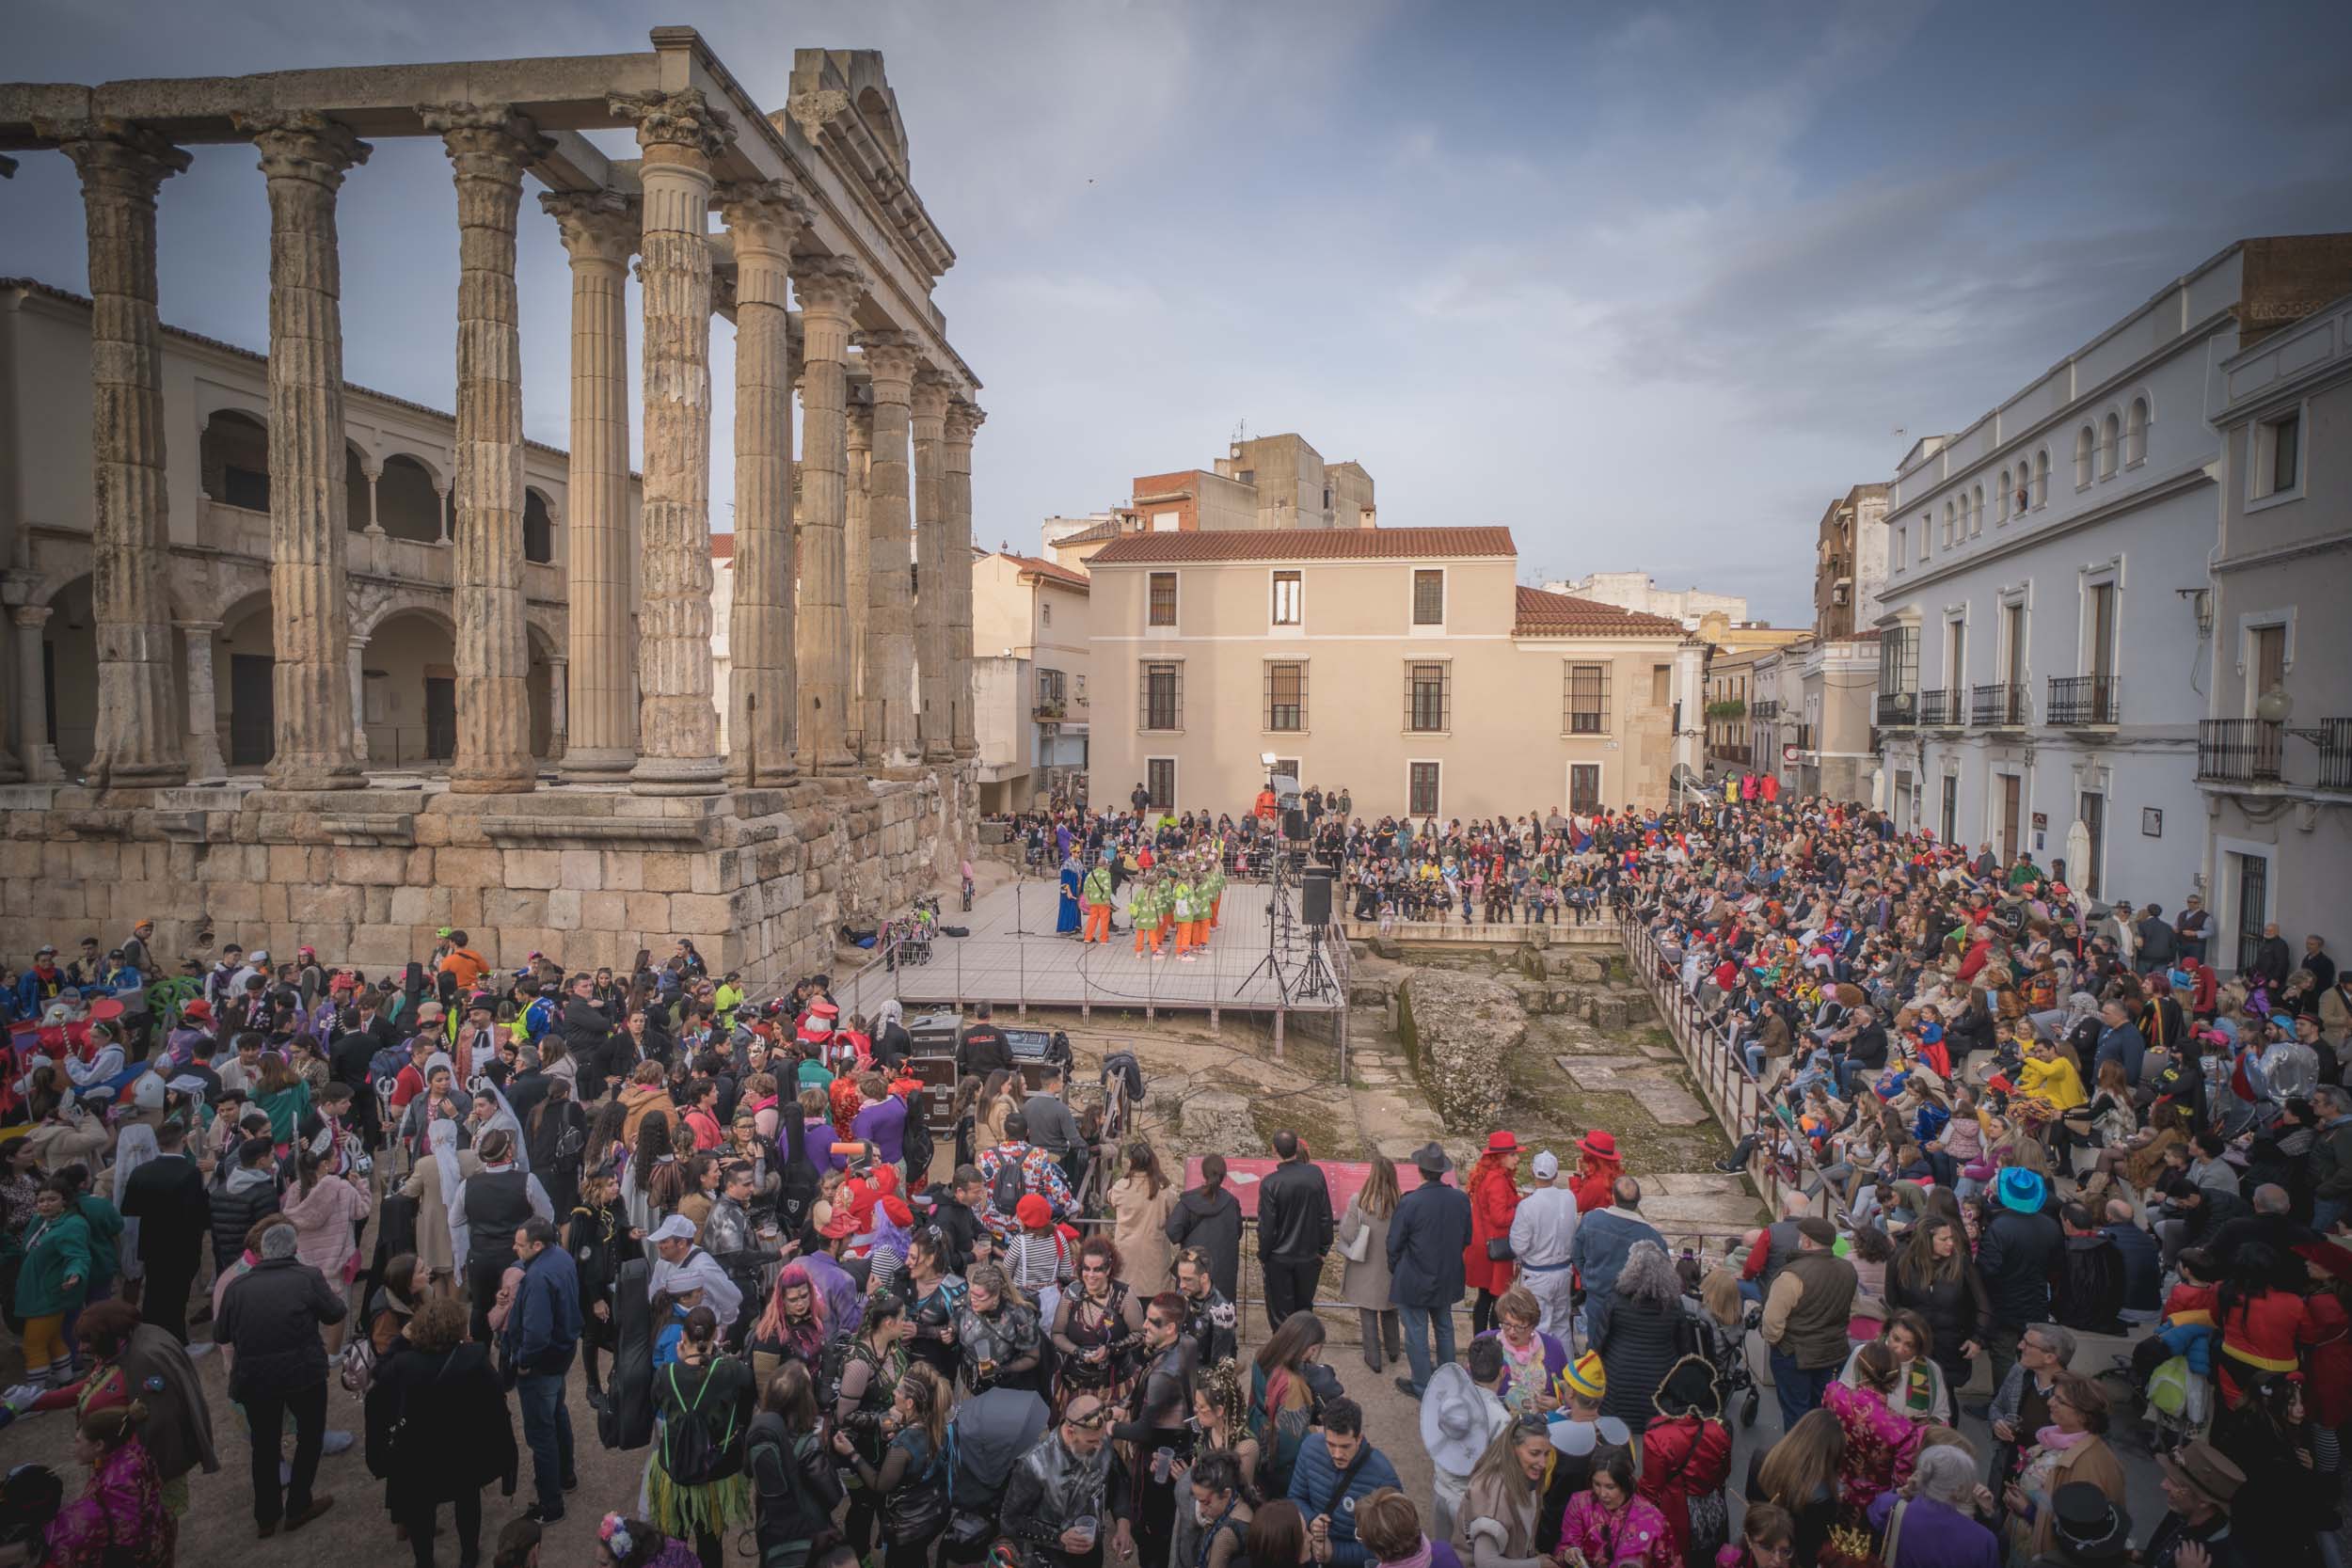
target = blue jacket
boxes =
[2093,1022,2147,1085]
[1386,1180,1470,1308]
[1570,1207,1666,1327]
[2103,1222,2162,1312]
[1286,1433,1401,1568]
[502,1243,582,1377]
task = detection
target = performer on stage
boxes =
[1057,853,1085,936]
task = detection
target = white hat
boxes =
[1532,1150,1560,1180]
[1548,1415,1631,1457]
[647,1214,696,1243]
[248,950,269,964]
[1419,1363,1497,1478]
[131,1073,167,1112]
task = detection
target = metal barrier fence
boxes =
[1619,922,1836,1223]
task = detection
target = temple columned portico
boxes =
[0,34,983,983]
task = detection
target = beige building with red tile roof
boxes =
[972,549,1094,811]
[1086,527,1708,819]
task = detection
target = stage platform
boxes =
[833,874,1344,1021]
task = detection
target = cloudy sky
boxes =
[8,0,2350,622]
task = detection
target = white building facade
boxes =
[2197,288,2352,971]
[1871,242,2294,906]
[1544,572,1748,631]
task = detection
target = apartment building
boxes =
[972,550,1093,811]
[1871,235,2352,911]
[1086,527,1704,819]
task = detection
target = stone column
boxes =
[859,333,920,769]
[178,620,227,781]
[54,121,192,788]
[425,104,544,794]
[719,181,804,786]
[540,190,639,780]
[360,459,383,535]
[435,481,451,544]
[235,110,370,791]
[610,89,732,795]
[946,400,982,758]
[843,386,873,759]
[546,653,568,760]
[791,258,866,775]
[911,370,952,764]
[13,607,61,782]
[348,633,370,764]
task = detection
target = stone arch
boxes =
[523,485,556,564]
[215,585,279,770]
[360,605,460,767]
[375,451,445,544]
[199,406,271,510]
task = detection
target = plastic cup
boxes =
[1071,1515,1099,1549]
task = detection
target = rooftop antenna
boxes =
[1232,418,1248,447]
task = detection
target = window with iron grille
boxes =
[1408,761,1441,816]
[1405,662,1450,732]
[1271,570,1303,626]
[1037,668,1066,712]
[1264,661,1307,732]
[1140,662,1182,731]
[1147,757,1176,811]
[1879,626,1918,695]
[1412,569,1444,626]
[1565,663,1610,734]
[1147,571,1177,627]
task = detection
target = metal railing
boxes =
[2045,674,2120,728]
[1619,922,1836,1226]
[1970,681,2027,727]
[1918,688,1960,727]
[1751,699,1781,721]
[1874,691,1915,728]
[2198,719,2282,784]
[2321,719,2352,792]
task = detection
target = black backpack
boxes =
[988,1153,1027,1219]
[899,1090,933,1188]
[659,1362,743,1486]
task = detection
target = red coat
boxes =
[1463,1156,1522,1294]
[1574,1154,1622,1213]
[1639,1414,1734,1564]
[2304,1291,2352,1428]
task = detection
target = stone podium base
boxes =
[0,763,974,984]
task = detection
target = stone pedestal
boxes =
[238,110,370,792]
[428,104,544,794]
[612,89,730,796]
[542,191,640,781]
[54,122,191,789]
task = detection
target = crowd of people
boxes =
[0,779,2344,1568]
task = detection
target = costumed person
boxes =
[1464,1132,1523,1337]
[1557,1444,1677,1568]
[6,1299,216,1519]
[1574,1131,1623,1213]
[1820,1341,1924,1568]
[1639,1355,1734,1568]
[1423,1341,1513,1546]
[1457,1416,1552,1568]
[1057,855,1085,937]
[647,1305,755,1568]
[1082,857,1115,945]
[38,1402,178,1568]
[1507,1150,1580,1345]
[1536,1352,1630,1554]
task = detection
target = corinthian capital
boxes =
[40,119,190,201]
[856,331,923,393]
[540,190,640,266]
[792,256,868,323]
[233,110,371,187]
[420,103,551,179]
[945,398,984,444]
[716,180,808,257]
[609,88,735,159]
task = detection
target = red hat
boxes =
[1486,1130,1519,1153]
[1578,1130,1618,1161]
[1015,1194,1055,1230]
[809,999,839,1019]
[180,999,212,1022]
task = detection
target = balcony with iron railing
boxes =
[2198,719,2282,784]
[2046,674,2121,728]
[1875,690,1916,728]
[2322,719,2352,793]
[1971,681,2028,728]
[1751,699,1781,721]
[1918,688,1961,727]
[1791,723,1816,752]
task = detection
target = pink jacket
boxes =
[282,1172,372,1280]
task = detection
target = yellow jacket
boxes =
[2017,1053,2086,1112]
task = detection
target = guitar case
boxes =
[596,1257,656,1450]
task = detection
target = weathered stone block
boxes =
[601,851,644,891]
[580,891,628,931]
[546,889,583,930]
[333,846,412,885]
[641,853,692,894]
[505,849,563,890]
[560,850,603,891]
[436,847,504,888]
[626,891,671,932]
[669,893,732,931]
